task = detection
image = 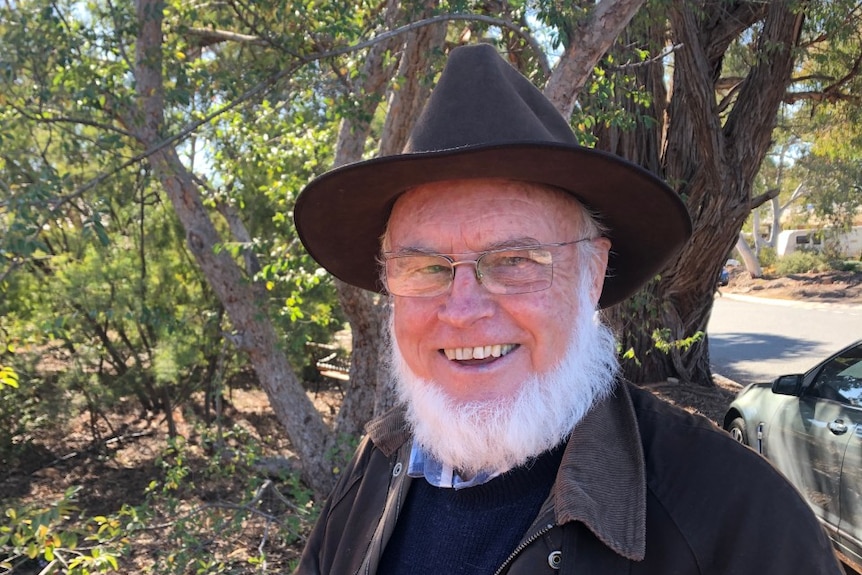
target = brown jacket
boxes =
[295,382,843,574]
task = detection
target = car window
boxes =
[807,343,862,406]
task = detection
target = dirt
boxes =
[720,269,862,305]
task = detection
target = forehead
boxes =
[386,179,582,250]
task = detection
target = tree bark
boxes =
[605,0,805,385]
[329,0,405,439]
[735,234,762,278]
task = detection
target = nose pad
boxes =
[450,261,483,292]
[450,260,483,290]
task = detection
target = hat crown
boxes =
[404,44,579,154]
[294,43,692,307]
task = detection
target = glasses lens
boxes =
[385,254,452,297]
[479,248,553,294]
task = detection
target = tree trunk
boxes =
[131,0,339,496]
[736,235,763,278]
[328,0,405,438]
[605,0,805,385]
[331,0,450,433]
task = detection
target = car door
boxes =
[831,345,862,566]
[765,344,862,537]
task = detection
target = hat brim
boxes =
[294,142,691,308]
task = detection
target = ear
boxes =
[588,237,612,307]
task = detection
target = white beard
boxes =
[387,278,620,477]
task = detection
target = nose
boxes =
[437,264,494,326]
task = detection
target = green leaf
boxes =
[0,365,19,388]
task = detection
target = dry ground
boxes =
[721,269,862,304]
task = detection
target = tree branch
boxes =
[46,12,546,217]
[545,0,646,117]
[184,27,270,47]
[7,101,138,139]
[750,186,780,209]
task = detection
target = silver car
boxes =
[723,340,862,572]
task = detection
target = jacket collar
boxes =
[554,381,646,560]
[364,380,647,561]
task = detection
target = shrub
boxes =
[757,246,777,269]
[836,260,862,273]
[0,487,129,574]
[774,251,831,275]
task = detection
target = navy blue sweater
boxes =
[377,442,565,574]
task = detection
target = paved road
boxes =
[707,294,862,384]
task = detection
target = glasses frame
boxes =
[382,237,594,298]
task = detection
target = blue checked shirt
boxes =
[406,439,500,489]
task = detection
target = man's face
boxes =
[386,178,610,404]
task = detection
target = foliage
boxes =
[774,250,832,275]
[758,246,777,269]
[651,328,704,355]
[571,51,656,148]
[0,487,130,574]
[838,260,862,273]
[0,0,351,467]
[0,367,17,389]
[139,426,317,574]
[1,418,320,574]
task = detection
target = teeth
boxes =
[443,344,515,361]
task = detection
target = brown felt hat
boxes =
[294,43,691,307]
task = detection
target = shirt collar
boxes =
[405,440,499,489]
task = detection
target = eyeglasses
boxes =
[382,238,594,297]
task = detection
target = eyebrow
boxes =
[386,237,543,256]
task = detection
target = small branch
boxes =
[750,186,780,209]
[7,101,137,139]
[34,430,155,471]
[607,43,682,72]
[783,90,861,105]
[780,182,808,211]
[185,27,270,48]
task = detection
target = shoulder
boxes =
[625,381,790,492]
[625,383,841,573]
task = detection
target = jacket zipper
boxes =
[492,522,556,575]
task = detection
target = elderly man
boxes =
[292,44,842,574]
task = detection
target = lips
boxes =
[442,344,517,361]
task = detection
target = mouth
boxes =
[442,344,518,361]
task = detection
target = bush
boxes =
[757,246,777,269]
[774,251,831,275]
[0,487,129,574]
[835,260,862,273]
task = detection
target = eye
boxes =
[415,262,450,275]
[486,249,550,268]
[391,255,450,277]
